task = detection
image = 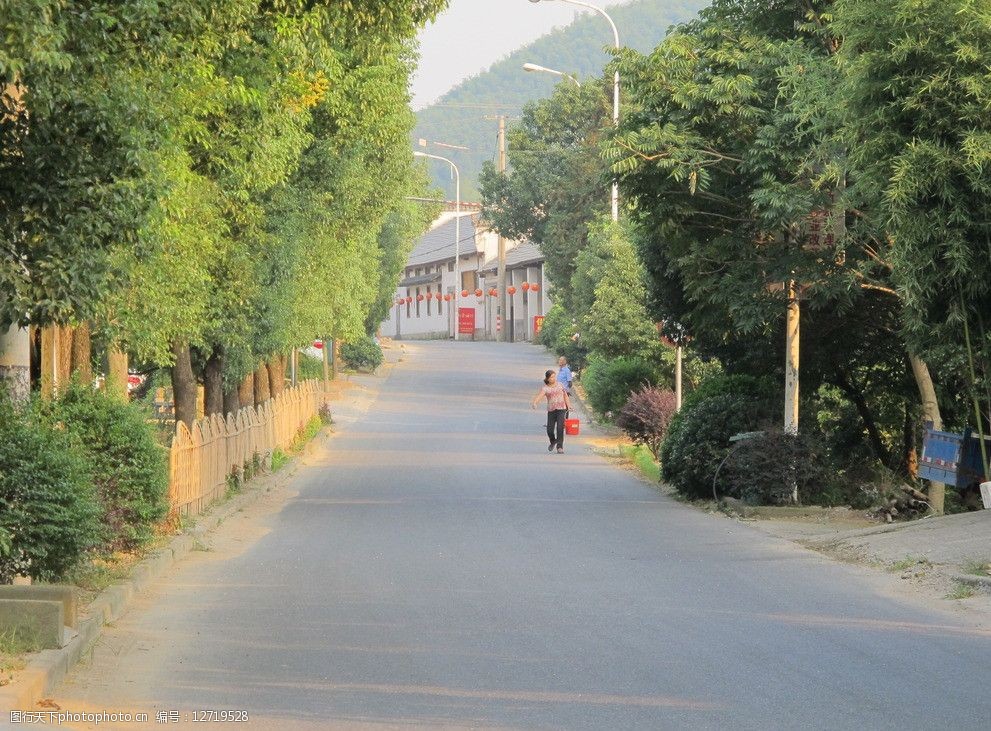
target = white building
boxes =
[381,209,551,341]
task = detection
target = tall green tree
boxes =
[834,0,991,464]
[480,80,611,306]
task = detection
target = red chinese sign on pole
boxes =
[533,315,545,336]
[458,307,476,335]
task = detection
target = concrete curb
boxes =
[0,426,335,714]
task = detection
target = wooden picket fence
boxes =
[168,380,323,516]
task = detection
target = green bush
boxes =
[718,430,832,505]
[341,336,383,372]
[0,398,100,582]
[582,356,661,416]
[660,375,776,499]
[296,352,324,381]
[539,304,590,372]
[45,383,169,552]
[537,303,569,349]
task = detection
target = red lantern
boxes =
[416,294,424,302]
[313,340,323,350]
[444,294,451,302]
[522,282,531,291]
[405,296,412,304]
[426,292,433,300]
[531,283,540,293]
[474,288,483,297]
[461,289,469,298]
[395,298,403,305]
[488,288,497,297]
[507,286,516,295]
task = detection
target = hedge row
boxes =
[0,384,169,582]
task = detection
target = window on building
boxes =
[448,261,454,272]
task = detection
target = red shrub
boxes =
[617,386,678,458]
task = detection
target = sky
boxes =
[411,0,630,110]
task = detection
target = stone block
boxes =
[0,599,65,650]
[0,585,77,628]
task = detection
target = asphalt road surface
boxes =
[49,342,991,730]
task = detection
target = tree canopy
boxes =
[1,0,446,403]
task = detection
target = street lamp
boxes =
[527,0,620,222]
[522,62,580,86]
[413,150,462,341]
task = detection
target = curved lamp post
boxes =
[413,151,462,341]
[528,0,619,221]
[523,62,580,86]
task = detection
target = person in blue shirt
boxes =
[557,356,573,395]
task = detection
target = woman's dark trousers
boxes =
[547,409,566,449]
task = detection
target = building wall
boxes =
[383,253,494,340]
[380,217,551,342]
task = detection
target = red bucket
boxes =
[565,418,580,436]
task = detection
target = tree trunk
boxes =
[268,354,286,397]
[908,353,944,513]
[321,339,330,393]
[835,372,892,467]
[202,349,224,417]
[901,400,918,479]
[171,342,198,430]
[332,339,340,380]
[106,348,129,401]
[223,383,240,417]
[253,362,271,406]
[70,322,92,384]
[40,325,73,399]
[0,324,31,404]
[238,372,254,411]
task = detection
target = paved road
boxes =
[50,342,991,730]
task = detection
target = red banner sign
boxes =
[458,307,476,335]
[533,315,545,336]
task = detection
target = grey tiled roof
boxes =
[399,272,442,287]
[407,214,478,267]
[479,241,544,273]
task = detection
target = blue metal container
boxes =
[919,424,991,489]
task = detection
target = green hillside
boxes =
[414,0,708,201]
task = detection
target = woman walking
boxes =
[532,369,572,453]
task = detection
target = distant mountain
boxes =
[413,0,709,202]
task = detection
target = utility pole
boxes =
[784,281,800,504]
[496,115,508,342]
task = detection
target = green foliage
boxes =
[834,0,991,454]
[341,336,383,372]
[607,0,962,485]
[481,81,610,302]
[582,356,661,417]
[43,383,168,552]
[621,443,662,483]
[538,304,590,372]
[0,398,100,582]
[660,375,777,499]
[271,449,289,472]
[718,430,831,506]
[1,0,448,405]
[366,179,441,334]
[296,353,324,381]
[417,0,707,201]
[580,219,660,360]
